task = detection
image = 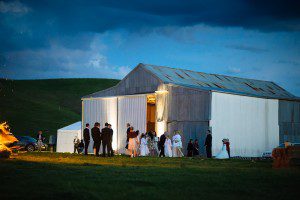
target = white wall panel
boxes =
[83,98,118,153]
[56,130,81,153]
[210,92,279,157]
[117,95,147,153]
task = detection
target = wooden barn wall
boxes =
[167,121,209,155]
[166,85,211,122]
[164,85,211,155]
[88,67,161,98]
[279,100,300,143]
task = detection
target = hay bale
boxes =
[272,146,300,168]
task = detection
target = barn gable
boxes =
[83,64,162,98]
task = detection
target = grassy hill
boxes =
[0,78,119,138]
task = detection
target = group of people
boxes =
[77,122,229,159]
[81,122,114,157]
[187,139,200,157]
[125,123,190,158]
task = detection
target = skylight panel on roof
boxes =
[174,71,185,79]
[183,71,192,78]
[243,82,260,92]
[164,74,173,81]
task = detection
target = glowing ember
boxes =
[0,122,18,158]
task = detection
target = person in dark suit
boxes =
[187,139,194,157]
[159,132,167,157]
[108,124,114,156]
[125,123,130,149]
[204,130,212,158]
[101,122,110,157]
[83,123,90,155]
[91,122,101,156]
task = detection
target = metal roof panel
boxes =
[142,64,298,100]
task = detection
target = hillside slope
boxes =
[0,78,119,138]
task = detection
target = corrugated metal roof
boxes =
[142,64,298,100]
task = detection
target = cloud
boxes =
[277,60,300,66]
[1,0,299,52]
[227,67,242,74]
[226,44,268,53]
[0,36,130,79]
[0,1,30,14]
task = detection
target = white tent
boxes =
[56,121,82,153]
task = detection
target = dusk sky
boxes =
[0,0,300,95]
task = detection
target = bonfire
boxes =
[0,122,18,158]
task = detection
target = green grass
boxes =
[0,78,119,138]
[0,153,299,200]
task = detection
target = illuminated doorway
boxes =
[146,94,156,132]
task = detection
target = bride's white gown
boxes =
[215,144,229,159]
[140,137,149,156]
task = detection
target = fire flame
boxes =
[0,122,18,157]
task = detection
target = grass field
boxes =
[0,153,299,200]
[0,78,119,138]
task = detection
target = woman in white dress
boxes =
[215,140,229,159]
[153,131,159,156]
[172,132,183,157]
[140,134,149,156]
[164,136,172,157]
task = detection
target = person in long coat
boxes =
[159,132,166,157]
[83,123,90,155]
[204,130,212,158]
[91,122,101,156]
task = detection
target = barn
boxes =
[82,63,300,157]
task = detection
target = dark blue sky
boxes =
[1,0,300,95]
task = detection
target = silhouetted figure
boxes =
[125,123,130,149]
[91,122,101,156]
[187,139,193,157]
[83,123,90,155]
[204,130,212,158]
[78,139,84,154]
[108,124,114,156]
[193,139,199,157]
[102,122,110,157]
[159,132,166,157]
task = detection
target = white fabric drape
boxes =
[117,95,147,153]
[83,98,118,153]
[210,92,279,157]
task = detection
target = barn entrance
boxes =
[146,94,156,132]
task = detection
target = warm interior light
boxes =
[155,90,168,94]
